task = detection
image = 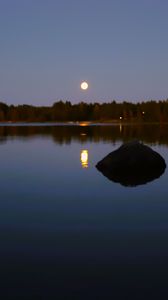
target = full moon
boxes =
[81,81,88,90]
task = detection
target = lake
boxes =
[1,124,168,299]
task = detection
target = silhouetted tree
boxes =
[0,99,168,123]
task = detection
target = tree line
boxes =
[0,100,168,122]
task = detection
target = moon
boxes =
[81,81,88,90]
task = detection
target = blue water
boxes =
[1,125,168,299]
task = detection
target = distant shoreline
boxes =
[0,100,168,123]
[0,121,168,126]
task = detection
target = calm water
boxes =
[1,124,168,299]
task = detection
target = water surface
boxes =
[1,124,168,299]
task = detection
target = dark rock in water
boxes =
[96,141,166,187]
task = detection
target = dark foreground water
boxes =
[0,124,168,299]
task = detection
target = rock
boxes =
[96,141,166,187]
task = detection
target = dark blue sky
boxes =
[0,0,168,105]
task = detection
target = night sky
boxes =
[0,0,168,105]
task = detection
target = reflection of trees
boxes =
[0,124,168,145]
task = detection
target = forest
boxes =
[0,100,168,123]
